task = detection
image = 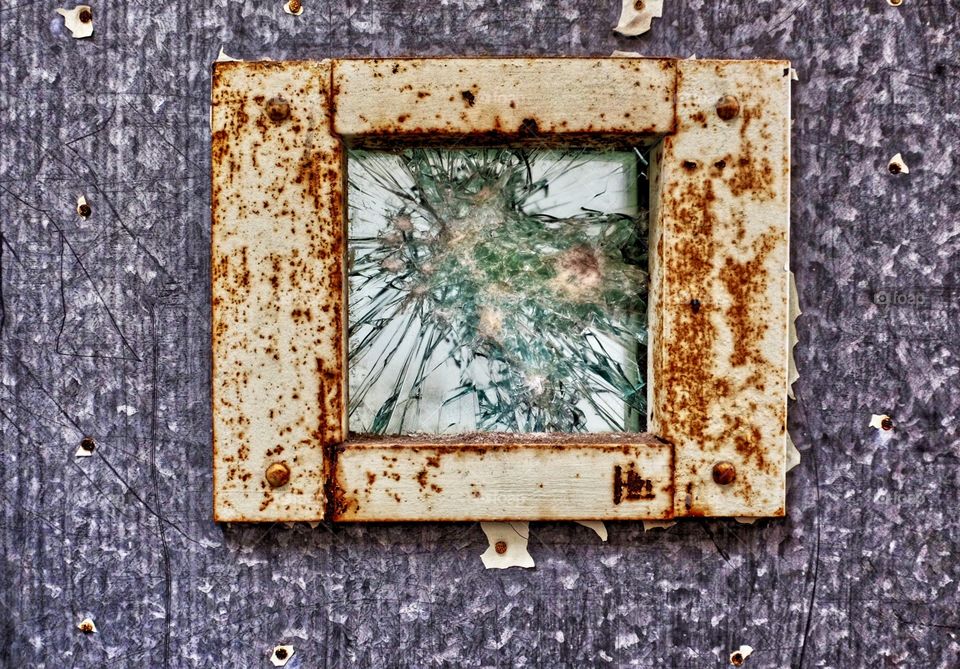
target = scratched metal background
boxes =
[2,1,958,667]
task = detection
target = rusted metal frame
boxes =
[211,57,791,523]
[211,60,345,522]
[648,60,792,518]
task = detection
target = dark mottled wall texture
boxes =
[2,1,959,667]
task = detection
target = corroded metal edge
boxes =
[332,438,674,522]
[648,60,792,517]
[211,60,345,522]
[332,57,677,147]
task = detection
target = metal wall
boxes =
[2,1,958,666]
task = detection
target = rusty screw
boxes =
[77,202,92,218]
[634,0,645,10]
[881,417,894,431]
[79,436,96,453]
[78,619,95,634]
[730,650,746,666]
[78,7,92,23]
[288,0,302,12]
[275,648,288,660]
[888,0,903,6]
[265,97,290,123]
[265,462,291,488]
[494,540,508,554]
[712,461,737,485]
[716,95,740,121]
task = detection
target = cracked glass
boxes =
[347,147,650,435]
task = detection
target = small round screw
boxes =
[888,162,903,175]
[888,0,903,6]
[716,95,741,121]
[494,540,508,554]
[78,8,92,23]
[712,461,737,485]
[78,202,92,218]
[730,650,745,666]
[80,436,96,453]
[78,619,95,634]
[634,0,645,10]
[275,648,288,660]
[265,97,290,123]
[265,462,291,488]
[288,0,302,12]
[881,417,894,431]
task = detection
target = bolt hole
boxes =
[681,160,698,171]
[714,160,726,170]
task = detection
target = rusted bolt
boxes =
[712,461,737,485]
[288,0,302,12]
[634,0,645,10]
[690,298,701,314]
[494,540,508,554]
[716,95,740,121]
[77,202,92,218]
[881,417,894,431]
[265,97,290,123]
[730,650,746,666]
[78,7,92,23]
[265,462,291,488]
[275,648,288,660]
[79,436,96,453]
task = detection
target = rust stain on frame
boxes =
[331,434,675,522]
[332,57,678,147]
[648,60,791,518]
[211,60,345,522]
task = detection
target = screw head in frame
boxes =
[716,95,740,121]
[265,462,291,488]
[712,461,737,485]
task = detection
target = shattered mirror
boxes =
[348,148,649,435]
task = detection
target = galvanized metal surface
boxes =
[213,57,790,521]
[211,61,345,521]
[5,2,958,666]
[648,60,792,517]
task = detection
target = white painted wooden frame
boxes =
[211,58,792,523]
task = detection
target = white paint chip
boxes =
[786,433,801,473]
[869,414,894,431]
[216,47,240,63]
[283,0,304,16]
[888,153,910,174]
[76,617,97,633]
[116,405,137,416]
[730,644,754,666]
[270,645,295,667]
[56,5,93,39]
[642,520,676,531]
[614,0,664,36]
[575,520,608,541]
[788,272,801,400]
[480,522,535,569]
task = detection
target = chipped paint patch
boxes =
[215,47,240,63]
[270,645,295,666]
[575,521,608,541]
[642,519,676,531]
[56,6,93,39]
[729,644,753,665]
[481,522,535,569]
[614,0,664,36]
[888,152,910,174]
[77,617,96,633]
[788,272,801,399]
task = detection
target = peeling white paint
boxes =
[575,520,608,541]
[56,6,93,39]
[116,404,137,416]
[614,0,664,36]
[480,522,535,569]
[788,272,801,400]
[786,433,801,473]
[270,645,295,666]
[888,153,910,174]
[74,443,94,458]
[730,644,754,665]
[642,520,676,531]
[283,0,304,16]
[216,47,240,63]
